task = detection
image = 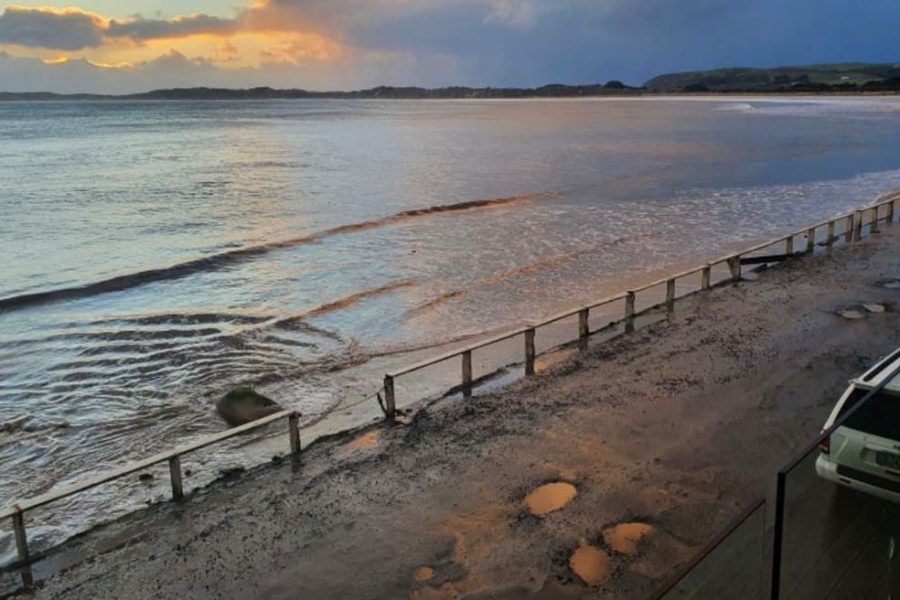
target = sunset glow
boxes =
[2,0,900,93]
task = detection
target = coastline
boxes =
[11,215,900,599]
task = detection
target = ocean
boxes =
[3,96,900,561]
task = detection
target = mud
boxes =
[17,226,900,600]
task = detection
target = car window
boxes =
[841,389,900,440]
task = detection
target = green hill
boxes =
[645,63,900,93]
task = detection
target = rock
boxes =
[742,272,760,282]
[838,309,865,320]
[219,466,245,479]
[864,304,886,313]
[138,473,154,482]
[885,281,900,290]
[216,387,283,426]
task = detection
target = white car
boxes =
[816,348,900,503]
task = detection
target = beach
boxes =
[6,98,900,555]
[13,216,900,599]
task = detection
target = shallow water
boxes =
[3,96,900,561]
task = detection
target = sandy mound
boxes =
[523,482,577,517]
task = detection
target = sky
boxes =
[0,0,898,94]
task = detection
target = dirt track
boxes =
[19,225,900,599]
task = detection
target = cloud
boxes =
[0,6,242,50]
[0,5,105,50]
[3,0,900,93]
[106,14,239,41]
[483,0,540,30]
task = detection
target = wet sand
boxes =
[17,225,900,599]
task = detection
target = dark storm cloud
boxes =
[0,6,240,50]
[107,14,238,41]
[0,6,105,50]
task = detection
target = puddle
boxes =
[602,522,655,555]
[345,430,382,452]
[414,566,435,583]
[523,482,577,517]
[569,543,611,586]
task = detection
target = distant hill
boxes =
[0,82,641,101]
[5,64,900,100]
[645,63,900,93]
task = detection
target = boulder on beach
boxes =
[216,387,283,427]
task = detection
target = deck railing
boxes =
[3,190,899,591]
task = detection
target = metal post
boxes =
[845,214,855,243]
[12,509,32,588]
[461,350,473,388]
[806,227,815,253]
[168,456,183,500]
[578,308,589,339]
[524,328,536,376]
[383,375,396,418]
[289,412,301,454]
[665,279,675,313]
[785,235,794,255]
[625,292,636,333]
[827,220,835,247]
[770,471,787,600]
[701,265,711,290]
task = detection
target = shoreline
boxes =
[7,210,900,598]
[2,190,897,578]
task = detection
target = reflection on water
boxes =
[3,96,900,559]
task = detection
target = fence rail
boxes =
[383,192,900,416]
[4,190,900,591]
[5,409,300,587]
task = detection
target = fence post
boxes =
[785,235,794,255]
[871,207,880,233]
[383,375,396,418]
[461,350,473,389]
[665,279,675,313]
[524,328,536,376]
[770,471,787,600]
[845,213,855,243]
[12,509,32,588]
[827,220,835,247]
[289,412,301,454]
[625,292,636,333]
[890,200,896,223]
[728,256,742,281]
[701,265,711,290]
[806,227,815,253]
[168,456,183,501]
[854,210,864,241]
[578,308,589,339]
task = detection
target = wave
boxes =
[0,194,540,314]
[405,289,467,317]
[281,281,416,321]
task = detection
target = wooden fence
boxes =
[382,193,900,415]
